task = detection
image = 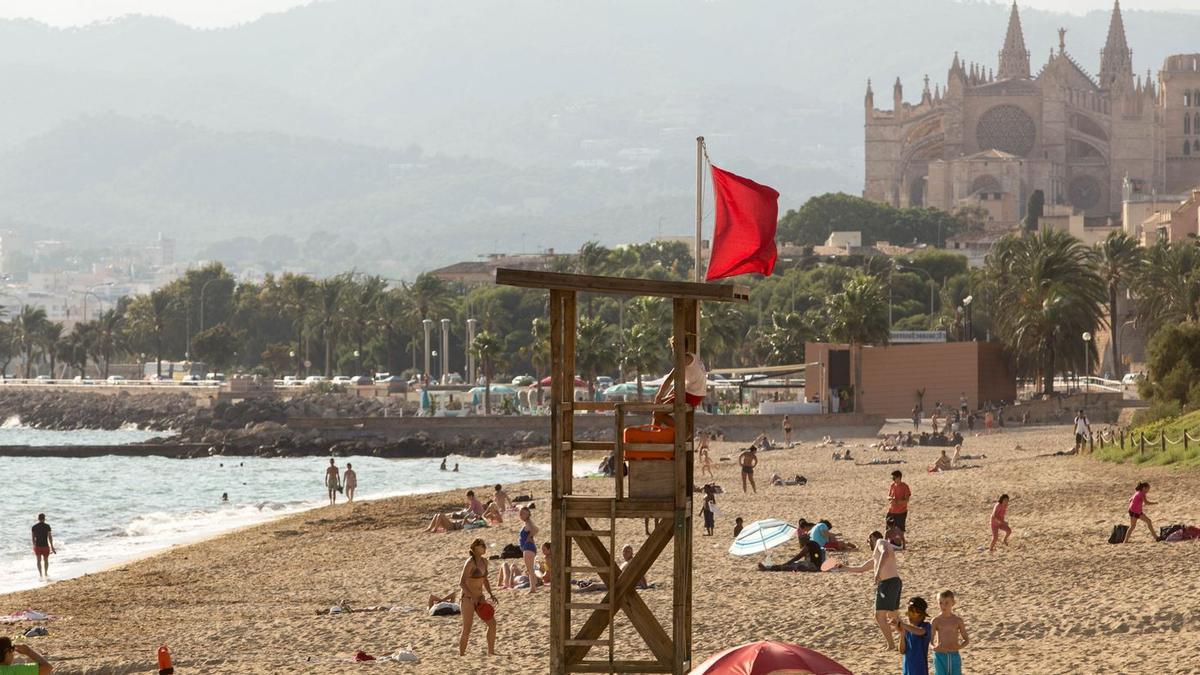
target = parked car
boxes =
[72,375,94,384]
[180,374,202,386]
[35,375,52,382]
[349,375,373,386]
[1121,372,1144,386]
[205,372,226,382]
[304,375,328,384]
[106,375,126,383]
[282,375,300,387]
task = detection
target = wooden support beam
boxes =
[565,518,675,666]
[569,660,672,673]
[496,268,750,303]
[549,290,566,675]
[563,496,675,519]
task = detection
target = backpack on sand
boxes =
[1108,524,1128,544]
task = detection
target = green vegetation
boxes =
[1095,409,1200,467]
[776,192,982,247]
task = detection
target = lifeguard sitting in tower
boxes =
[651,336,707,428]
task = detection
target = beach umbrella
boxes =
[690,640,851,675]
[728,519,797,557]
[468,384,518,396]
[539,375,587,388]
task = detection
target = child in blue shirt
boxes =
[896,596,931,675]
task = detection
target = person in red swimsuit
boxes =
[31,514,55,579]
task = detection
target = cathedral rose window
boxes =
[975,105,1037,157]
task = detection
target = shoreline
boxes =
[5,425,1199,673]
[0,453,550,598]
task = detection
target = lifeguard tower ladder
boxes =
[496,269,750,674]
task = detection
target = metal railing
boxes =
[0,378,221,388]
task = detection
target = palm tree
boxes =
[471,330,502,414]
[1134,239,1200,332]
[575,241,611,319]
[343,275,387,374]
[1095,231,1146,378]
[14,306,48,378]
[128,290,174,378]
[620,323,660,401]
[825,273,890,412]
[278,273,316,376]
[763,312,810,365]
[92,309,124,378]
[700,302,745,368]
[313,275,347,377]
[985,229,1106,395]
[575,316,616,399]
[59,327,90,377]
[38,321,64,378]
[519,317,551,405]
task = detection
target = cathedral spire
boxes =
[998,2,1031,80]
[1099,0,1134,90]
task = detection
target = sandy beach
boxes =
[5,423,1200,674]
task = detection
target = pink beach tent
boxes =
[690,640,852,675]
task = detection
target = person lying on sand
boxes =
[857,458,904,466]
[428,591,457,609]
[771,474,807,486]
[424,512,484,533]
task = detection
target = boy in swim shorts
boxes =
[931,590,969,675]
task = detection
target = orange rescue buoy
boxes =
[157,644,175,675]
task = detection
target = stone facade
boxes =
[865,1,1200,228]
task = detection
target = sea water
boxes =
[0,427,549,595]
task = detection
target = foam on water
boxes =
[0,428,549,595]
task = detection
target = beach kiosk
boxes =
[497,268,749,674]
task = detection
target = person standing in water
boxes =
[31,514,55,579]
[343,463,358,502]
[325,458,340,505]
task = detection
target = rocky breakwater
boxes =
[0,388,198,430]
[165,395,543,459]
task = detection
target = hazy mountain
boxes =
[0,0,1196,276]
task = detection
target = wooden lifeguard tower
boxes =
[496,268,750,674]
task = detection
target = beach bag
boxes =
[1159,524,1184,540]
[429,602,460,616]
[500,543,522,559]
[1108,524,1128,544]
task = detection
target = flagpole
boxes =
[695,136,705,283]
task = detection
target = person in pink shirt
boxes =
[1123,482,1159,543]
[466,490,485,518]
[988,494,1011,552]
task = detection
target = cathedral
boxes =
[864,1,1200,226]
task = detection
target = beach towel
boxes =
[389,650,420,663]
[0,610,56,623]
[428,602,461,616]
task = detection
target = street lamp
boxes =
[80,281,114,322]
[1082,331,1093,393]
[422,319,433,381]
[466,318,478,384]
[353,349,361,376]
[440,318,451,384]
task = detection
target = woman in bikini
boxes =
[458,538,498,656]
[698,433,715,480]
[518,506,540,592]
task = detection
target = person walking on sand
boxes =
[931,590,969,675]
[0,637,52,675]
[887,470,910,548]
[843,530,903,651]
[493,484,511,512]
[698,434,715,480]
[342,463,357,502]
[31,514,55,579]
[1123,482,1159,543]
[1073,410,1091,453]
[989,494,1011,552]
[911,405,921,431]
[782,415,793,447]
[738,446,758,494]
[324,458,340,505]
[518,507,540,593]
[458,538,498,656]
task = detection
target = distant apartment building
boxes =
[429,250,569,284]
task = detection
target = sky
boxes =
[0,0,1194,29]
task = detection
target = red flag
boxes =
[706,164,780,281]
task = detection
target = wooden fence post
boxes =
[1139,433,1145,455]
[1161,434,1166,453]
[1120,429,1125,450]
